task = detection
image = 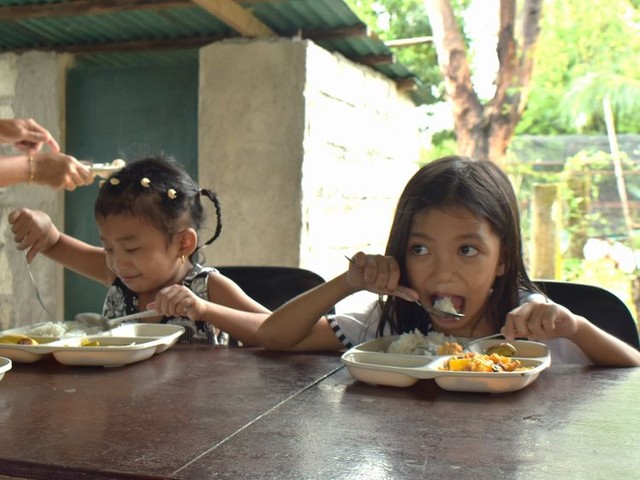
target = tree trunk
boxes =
[425,0,543,166]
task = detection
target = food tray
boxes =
[341,336,551,393]
[0,356,12,381]
[0,322,184,366]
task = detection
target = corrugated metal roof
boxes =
[0,0,431,104]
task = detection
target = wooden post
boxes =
[531,184,561,279]
[566,174,591,259]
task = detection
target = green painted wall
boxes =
[64,63,198,318]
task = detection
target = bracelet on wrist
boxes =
[28,154,35,182]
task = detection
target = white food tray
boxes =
[341,336,551,393]
[0,356,12,381]
[0,322,184,366]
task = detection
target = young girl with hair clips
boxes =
[9,155,270,345]
[257,156,640,366]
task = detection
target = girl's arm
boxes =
[503,301,640,367]
[257,252,406,351]
[9,208,114,286]
[257,273,354,351]
[150,272,271,347]
[256,273,355,351]
[564,317,640,367]
[203,272,271,346]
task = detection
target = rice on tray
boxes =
[22,322,91,337]
[387,329,457,355]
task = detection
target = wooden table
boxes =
[1,346,639,479]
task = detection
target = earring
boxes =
[180,255,185,264]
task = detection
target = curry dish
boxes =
[440,352,529,372]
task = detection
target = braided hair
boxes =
[94,155,222,263]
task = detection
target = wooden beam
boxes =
[385,36,433,48]
[354,54,394,67]
[0,0,191,20]
[302,24,373,42]
[191,0,274,37]
[396,77,418,92]
[0,0,275,39]
[0,34,228,54]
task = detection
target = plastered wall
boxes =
[1,38,421,327]
[0,52,70,329]
[199,38,420,311]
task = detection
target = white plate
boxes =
[0,322,97,363]
[0,337,64,363]
[0,323,184,365]
[341,337,551,393]
[50,336,161,367]
[341,351,434,387]
[108,323,184,353]
[0,356,12,381]
[428,356,549,393]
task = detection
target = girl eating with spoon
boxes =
[9,155,270,345]
[257,156,640,367]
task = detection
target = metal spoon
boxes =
[462,333,517,355]
[344,255,465,320]
[75,310,159,331]
[26,262,56,322]
[86,158,126,178]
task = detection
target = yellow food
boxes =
[486,342,517,357]
[441,352,527,372]
[0,334,38,345]
[437,341,463,355]
[80,338,101,347]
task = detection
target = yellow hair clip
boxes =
[110,178,120,186]
[167,188,177,199]
[141,178,151,188]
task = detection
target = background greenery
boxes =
[347,0,640,316]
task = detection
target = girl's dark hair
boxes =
[94,155,222,263]
[377,155,540,336]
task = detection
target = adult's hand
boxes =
[31,151,93,190]
[0,118,60,153]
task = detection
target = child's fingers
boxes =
[156,285,196,317]
[503,302,534,339]
[26,242,43,263]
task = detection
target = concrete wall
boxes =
[0,52,70,329]
[1,38,422,328]
[199,38,420,311]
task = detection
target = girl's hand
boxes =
[502,300,581,341]
[149,285,204,320]
[346,252,404,296]
[8,208,61,263]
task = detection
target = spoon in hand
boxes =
[75,310,159,331]
[343,256,464,320]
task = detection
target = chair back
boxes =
[535,280,640,349]
[217,266,333,313]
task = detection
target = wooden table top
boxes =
[1,346,639,479]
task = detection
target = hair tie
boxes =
[109,178,120,185]
[141,178,151,187]
[167,188,177,199]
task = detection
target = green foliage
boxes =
[519,0,640,135]
[347,0,640,137]
[421,130,457,163]
[345,0,462,102]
